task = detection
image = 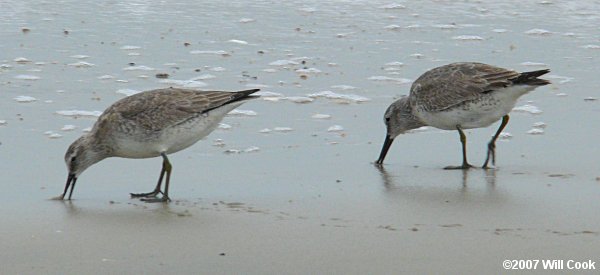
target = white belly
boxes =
[415,85,534,130]
[113,102,245,158]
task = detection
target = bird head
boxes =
[376,97,423,165]
[61,135,105,200]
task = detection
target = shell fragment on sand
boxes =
[227,109,257,116]
[14,96,37,103]
[327,125,344,132]
[307,91,370,103]
[56,110,103,118]
[512,104,542,114]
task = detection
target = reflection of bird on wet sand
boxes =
[375,164,497,196]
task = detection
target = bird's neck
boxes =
[83,135,114,160]
[399,98,426,131]
[403,112,426,131]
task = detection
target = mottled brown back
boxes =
[92,88,259,136]
[409,62,549,112]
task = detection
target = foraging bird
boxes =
[375,62,550,169]
[61,88,259,202]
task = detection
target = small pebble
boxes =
[155,73,169,79]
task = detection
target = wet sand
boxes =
[1,0,600,274]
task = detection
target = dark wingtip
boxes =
[237,89,260,96]
[523,68,550,76]
[512,69,551,86]
[231,89,261,102]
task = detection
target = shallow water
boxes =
[1,0,600,273]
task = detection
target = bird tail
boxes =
[511,69,551,86]
[230,89,261,102]
[237,89,261,97]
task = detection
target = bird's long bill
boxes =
[62,174,77,200]
[375,135,395,165]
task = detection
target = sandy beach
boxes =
[1,0,600,274]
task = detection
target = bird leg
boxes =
[444,126,473,170]
[143,155,173,203]
[482,115,509,169]
[139,153,172,203]
[130,165,164,198]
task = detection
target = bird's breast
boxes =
[415,91,524,130]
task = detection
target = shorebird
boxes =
[375,62,550,169]
[61,88,259,202]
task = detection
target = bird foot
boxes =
[130,190,162,198]
[140,196,171,203]
[444,163,474,170]
[481,164,497,170]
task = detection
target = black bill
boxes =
[62,174,77,200]
[375,135,394,165]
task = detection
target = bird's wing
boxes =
[96,88,258,132]
[409,63,520,112]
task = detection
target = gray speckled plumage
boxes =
[376,62,550,168]
[95,88,257,137]
[410,62,545,112]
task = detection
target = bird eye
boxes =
[71,156,76,162]
[385,117,391,122]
